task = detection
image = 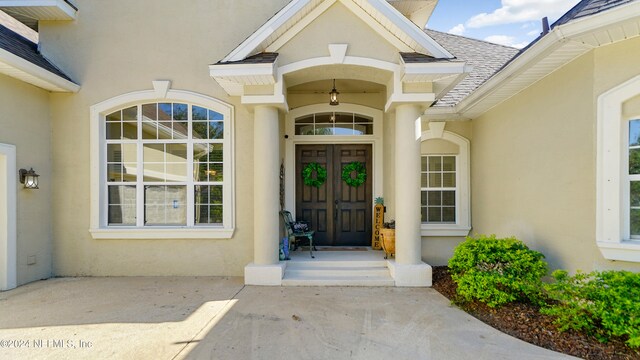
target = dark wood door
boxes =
[296,144,372,246]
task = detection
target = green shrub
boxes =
[448,234,547,307]
[542,270,640,348]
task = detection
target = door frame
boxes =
[285,103,383,217]
[0,143,17,290]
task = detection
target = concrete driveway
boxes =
[0,277,577,360]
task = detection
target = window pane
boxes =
[442,156,456,171]
[144,185,186,226]
[106,122,121,139]
[122,122,138,139]
[443,173,456,187]
[108,185,136,225]
[209,110,223,120]
[295,115,314,124]
[173,103,188,120]
[122,106,137,121]
[428,191,441,206]
[442,191,456,206]
[442,207,456,222]
[630,148,640,175]
[428,173,441,187]
[333,124,354,135]
[630,120,640,146]
[208,121,224,139]
[354,124,373,135]
[428,156,442,171]
[158,103,172,120]
[631,209,640,237]
[193,106,207,120]
[427,207,442,222]
[314,124,334,135]
[421,207,428,222]
[194,185,223,225]
[421,191,428,206]
[106,111,121,122]
[632,182,640,207]
[421,157,428,171]
[296,125,314,135]
[142,103,157,121]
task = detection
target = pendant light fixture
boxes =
[329,79,339,106]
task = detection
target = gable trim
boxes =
[221,0,453,63]
[0,47,79,92]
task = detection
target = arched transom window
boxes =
[295,112,374,136]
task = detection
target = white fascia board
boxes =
[0,47,79,92]
[0,0,77,20]
[364,0,453,59]
[403,61,468,76]
[209,62,277,82]
[458,1,640,118]
[384,92,435,112]
[222,0,313,62]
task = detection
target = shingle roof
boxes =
[424,29,520,107]
[552,0,637,28]
[216,52,278,65]
[0,24,73,82]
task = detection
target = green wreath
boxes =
[302,162,327,188]
[342,162,367,187]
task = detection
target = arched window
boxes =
[90,90,234,239]
[597,75,640,261]
[420,127,470,237]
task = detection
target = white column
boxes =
[245,105,285,285]
[389,104,432,287]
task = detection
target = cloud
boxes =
[527,29,541,36]
[467,0,577,28]
[484,35,530,49]
[448,23,466,35]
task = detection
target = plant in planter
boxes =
[380,220,395,259]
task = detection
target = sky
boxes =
[427,0,582,48]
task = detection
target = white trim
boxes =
[89,228,235,240]
[221,0,452,63]
[420,129,471,237]
[284,103,384,215]
[0,47,79,92]
[596,74,640,262]
[89,89,235,239]
[0,143,17,290]
[446,0,640,119]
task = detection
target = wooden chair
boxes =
[280,210,315,258]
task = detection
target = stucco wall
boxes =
[41,0,289,276]
[0,74,52,285]
[472,37,640,273]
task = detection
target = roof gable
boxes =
[221,0,452,63]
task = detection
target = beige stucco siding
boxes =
[42,0,289,276]
[0,74,52,285]
[472,37,640,273]
[277,2,400,66]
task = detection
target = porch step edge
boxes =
[286,267,390,277]
[286,260,387,268]
[281,275,395,287]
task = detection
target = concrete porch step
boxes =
[286,260,388,268]
[281,274,395,287]
[285,266,391,278]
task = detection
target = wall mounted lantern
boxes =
[329,79,339,106]
[19,168,39,189]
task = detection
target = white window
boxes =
[420,127,470,237]
[295,112,374,136]
[421,155,456,223]
[90,90,234,239]
[597,74,640,261]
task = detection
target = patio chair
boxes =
[280,210,315,258]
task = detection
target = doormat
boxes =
[315,247,369,251]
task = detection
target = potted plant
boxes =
[380,220,395,259]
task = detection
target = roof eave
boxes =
[434,0,640,119]
[0,47,79,92]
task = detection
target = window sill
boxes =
[421,225,471,237]
[597,241,640,262]
[89,227,235,240]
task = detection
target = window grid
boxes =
[104,103,224,227]
[295,112,374,136]
[629,119,640,238]
[421,155,457,224]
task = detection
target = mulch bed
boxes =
[432,266,640,360]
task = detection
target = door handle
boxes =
[334,200,339,220]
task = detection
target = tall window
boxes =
[421,155,456,223]
[629,119,640,238]
[105,102,225,227]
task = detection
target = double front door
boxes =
[295,144,372,246]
